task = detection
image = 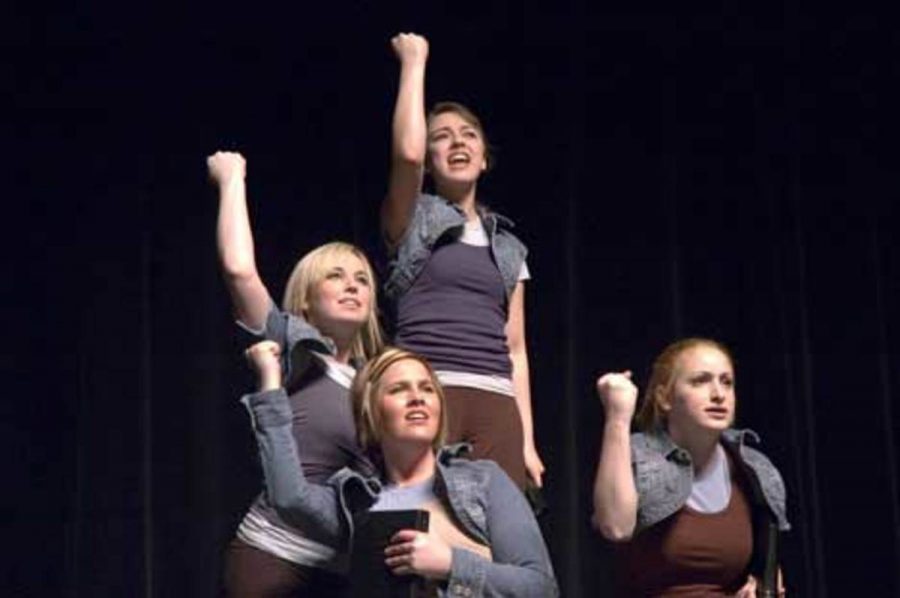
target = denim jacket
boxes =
[245,388,558,598]
[631,428,790,534]
[384,193,528,301]
[239,305,338,385]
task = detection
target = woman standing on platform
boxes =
[382,32,543,491]
[207,151,383,596]
[243,343,558,597]
[592,338,789,597]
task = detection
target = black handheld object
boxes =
[349,509,432,598]
[757,520,780,597]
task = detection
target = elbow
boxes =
[591,513,634,543]
[220,261,258,283]
[393,142,426,166]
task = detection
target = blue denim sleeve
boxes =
[445,462,558,597]
[238,305,336,384]
[242,388,347,548]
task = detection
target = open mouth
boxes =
[339,298,361,308]
[448,152,471,166]
[405,409,430,423]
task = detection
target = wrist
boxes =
[257,371,282,391]
[604,417,633,433]
[401,60,427,73]
[216,171,245,191]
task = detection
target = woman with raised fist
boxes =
[381,33,543,492]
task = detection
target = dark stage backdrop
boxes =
[7,4,899,596]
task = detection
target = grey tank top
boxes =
[395,241,512,377]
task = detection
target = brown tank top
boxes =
[616,459,754,596]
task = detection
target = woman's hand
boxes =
[737,570,786,597]
[384,529,452,580]
[207,151,246,187]
[391,33,429,67]
[735,574,757,597]
[524,442,545,488]
[244,340,282,391]
[596,371,638,425]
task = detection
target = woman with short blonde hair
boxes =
[243,343,558,597]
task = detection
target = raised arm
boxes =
[208,151,272,330]
[383,33,429,245]
[242,341,346,546]
[505,281,545,488]
[591,371,639,541]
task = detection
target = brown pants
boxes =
[222,538,347,598]
[443,386,527,489]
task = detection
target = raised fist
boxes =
[391,33,429,66]
[207,151,246,187]
[596,371,638,424]
[244,340,282,391]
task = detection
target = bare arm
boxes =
[591,372,639,541]
[505,282,545,487]
[208,151,272,330]
[383,33,429,245]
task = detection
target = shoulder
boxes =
[630,431,674,461]
[724,429,776,466]
[330,467,381,511]
[441,455,512,494]
[724,429,786,483]
[414,192,458,219]
[401,193,466,245]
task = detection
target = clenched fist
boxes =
[596,371,638,424]
[245,340,282,391]
[391,33,429,66]
[207,151,246,187]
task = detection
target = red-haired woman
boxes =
[592,338,789,596]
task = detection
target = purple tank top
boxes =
[395,241,512,377]
[285,359,369,484]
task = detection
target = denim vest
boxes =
[328,444,557,598]
[631,429,790,534]
[331,445,486,540]
[384,193,528,302]
[247,384,558,597]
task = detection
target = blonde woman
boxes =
[208,151,383,596]
[243,345,558,597]
[592,338,789,596]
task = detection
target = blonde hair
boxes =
[351,347,448,457]
[635,338,734,431]
[281,242,383,360]
[427,101,494,171]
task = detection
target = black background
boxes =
[7,3,900,596]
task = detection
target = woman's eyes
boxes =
[355,275,370,286]
[430,130,478,142]
[689,374,734,387]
